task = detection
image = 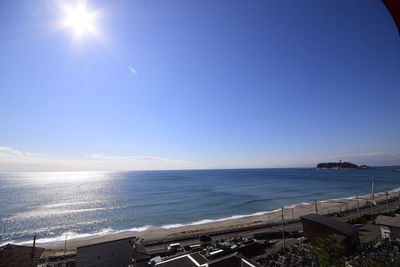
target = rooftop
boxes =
[301,214,359,236]
[208,253,261,267]
[155,253,208,267]
[155,252,261,267]
[0,244,45,267]
[376,215,400,228]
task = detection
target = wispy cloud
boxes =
[128,66,138,75]
[0,147,191,172]
[0,147,43,157]
[91,153,187,164]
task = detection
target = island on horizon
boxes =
[316,160,369,170]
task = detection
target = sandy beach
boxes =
[35,190,400,250]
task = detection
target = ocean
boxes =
[1,167,399,245]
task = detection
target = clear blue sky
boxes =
[0,0,399,171]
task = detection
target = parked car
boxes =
[167,243,182,254]
[199,234,212,243]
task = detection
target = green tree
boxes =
[311,236,345,267]
[351,254,400,267]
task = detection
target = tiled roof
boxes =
[301,214,358,236]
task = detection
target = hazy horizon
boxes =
[1,146,399,172]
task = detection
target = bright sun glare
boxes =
[59,0,101,40]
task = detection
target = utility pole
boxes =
[369,202,373,215]
[386,191,390,213]
[32,235,36,261]
[64,235,68,255]
[315,200,318,214]
[370,175,376,204]
[281,207,285,249]
[356,194,361,218]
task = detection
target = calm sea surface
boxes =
[1,168,399,245]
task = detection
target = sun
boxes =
[58,0,101,40]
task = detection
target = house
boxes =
[0,243,45,267]
[376,215,400,240]
[301,214,360,251]
[76,237,148,267]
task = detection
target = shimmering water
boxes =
[1,168,399,245]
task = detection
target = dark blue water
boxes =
[1,168,399,245]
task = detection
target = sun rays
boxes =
[58,0,102,41]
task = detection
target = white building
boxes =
[376,215,400,240]
[76,237,148,267]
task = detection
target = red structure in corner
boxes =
[382,0,400,33]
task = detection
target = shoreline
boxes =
[8,188,399,250]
